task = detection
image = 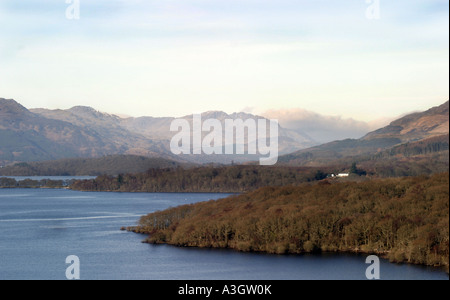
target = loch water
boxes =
[0,188,447,280]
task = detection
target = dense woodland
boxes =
[70,165,340,193]
[0,177,68,188]
[68,137,449,193]
[127,173,449,271]
[376,134,449,158]
[358,152,449,178]
[357,135,449,177]
[0,155,185,176]
[278,134,449,177]
[70,151,449,193]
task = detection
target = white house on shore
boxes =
[328,173,350,178]
[337,173,349,177]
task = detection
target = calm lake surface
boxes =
[0,188,447,280]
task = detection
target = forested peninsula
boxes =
[126,173,449,272]
[70,165,335,193]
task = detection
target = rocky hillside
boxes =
[362,101,449,142]
[1,98,316,166]
[1,98,119,163]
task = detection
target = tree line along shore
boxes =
[125,172,449,272]
[1,165,448,272]
[69,165,362,193]
[0,177,71,189]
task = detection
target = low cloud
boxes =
[262,108,393,144]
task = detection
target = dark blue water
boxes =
[0,188,448,280]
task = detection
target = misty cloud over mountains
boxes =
[263,108,393,144]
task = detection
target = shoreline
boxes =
[122,174,450,276]
[122,226,450,275]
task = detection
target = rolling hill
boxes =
[363,100,449,142]
[0,154,191,176]
[278,101,449,174]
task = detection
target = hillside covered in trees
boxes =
[69,150,449,193]
[277,101,449,168]
[278,134,449,177]
[70,166,333,193]
[68,131,448,193]
[127,173,449,271]
[0,155,187,176]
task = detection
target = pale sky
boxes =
[0,0,448,121]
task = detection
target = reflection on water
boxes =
[0,188,448,280]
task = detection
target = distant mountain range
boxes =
[1,97,448,176]
[0,99,176,165]
[0,98,315,166]
[278,101,449,176]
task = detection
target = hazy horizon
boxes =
[0,0,448,122]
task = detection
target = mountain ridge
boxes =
[278,100,449,170]
[1,98,316,166]
[362,101,449,142]
[2,97,448,170]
